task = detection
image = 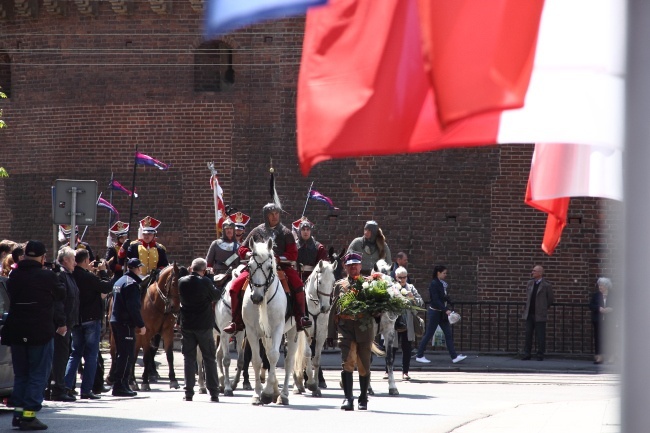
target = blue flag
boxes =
[205,0,328,37]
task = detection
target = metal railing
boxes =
[419,301,594,355]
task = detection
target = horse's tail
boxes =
[293,329,309,376]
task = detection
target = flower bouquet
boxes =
[338,273,421,329]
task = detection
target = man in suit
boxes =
[522,265,554,361]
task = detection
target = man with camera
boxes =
[65,249,112,400]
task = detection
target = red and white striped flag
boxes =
[208,163,227,236]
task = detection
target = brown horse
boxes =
[107,263,182,391]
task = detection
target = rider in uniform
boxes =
[293,217,329,282]
[328,251,374,411]
[59,225,95,261]
[223,203,313,334]
[205,218,240,274]
[105,221,129,280]
[122,216,169,277]
[232,212,250,244]
[347,220,391,276]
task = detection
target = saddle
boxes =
[213,267,233,289]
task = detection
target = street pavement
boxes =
[0,348,620,433]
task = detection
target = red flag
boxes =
[297,0,624,255]
[208,163,226,236]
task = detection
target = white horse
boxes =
[372,259,401,396]
[213,265,247,396]
[292,260,337,397]
[242,239,298,405]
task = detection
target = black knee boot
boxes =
[358,373,370,410]
[340,371,354,411]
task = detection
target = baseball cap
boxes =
[127,258,145,268]
[24,240,46,258]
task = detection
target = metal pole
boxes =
[108,172,115,228]
[128,145,138,237]
[70,187,78,250]
[301,181,314,218]
[623,1,650,431]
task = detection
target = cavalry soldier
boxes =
[223,203,313,334]
[59,224,95,262]
[122,216,169,276]
[347,220,391,276]
[105,221,129,279]
[328,251,374,411]
[232,212,250,244]
[205,217,240,274]
[293,216,328,282]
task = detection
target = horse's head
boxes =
[158,263,181,314]
[373,259,392,278]
[328,247,346,280]
[306,260,337,314]
[247,239,277,305]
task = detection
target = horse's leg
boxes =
[140,340,152,392]
[148,334,161,381]
[385,328,399,396]
[221,331,234,396]
[216,335,225,393]
[261,333,280,405]
[304,331,318,395]
[248,333,263,405]
[277,326,297,405]
[292,331,307,395]
[241,338,253,390]
[197,347,207,394]
[232,332,244,389]
[164,326,179,389]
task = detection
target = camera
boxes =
[92,260,101,267]
[44,261,62,273]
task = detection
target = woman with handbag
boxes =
[415,265,467,364]
[383,267,423,380]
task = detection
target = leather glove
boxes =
[121,239,130,252]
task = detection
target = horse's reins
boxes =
[306,268,334,341]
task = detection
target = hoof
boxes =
[243,382,253,391]
[170,380,180,389]
[130,382,140,391]
[318,381,327,389]
[388,388,400,396]
[306,383,318,393]
[199,388,207,395]
[148,375,159,384]
[252,396,262,406]
[276,394,289,405]
[260,393,273,405]
[142,383,151,392]
[312,388,322,397]
[224,389,234,397]
[293,387,303,395]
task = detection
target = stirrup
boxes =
[297,317,312,331]
[224,322,238,334]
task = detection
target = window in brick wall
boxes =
[194,41,235,92]
[0,52,10,98]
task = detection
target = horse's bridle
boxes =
[149,266,179,315]
[308,270,334,311]
[248,253,277,300]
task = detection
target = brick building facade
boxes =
[0,1,621,352]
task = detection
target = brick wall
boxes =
[0,3,622,353]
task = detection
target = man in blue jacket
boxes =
[110,258,147,397]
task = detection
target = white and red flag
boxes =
[297,0,624,254]
[208,162,227,236]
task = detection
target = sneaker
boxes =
[18,417,48,431]
[452,354,467,363]
[415,356,431,364]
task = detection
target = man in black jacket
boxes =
[3,240,66,430]
[49,247,79,402]
[110,258,147,397]
[179,258,220,402]
[64,249,112,400]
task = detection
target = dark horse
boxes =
[108,263,182,391]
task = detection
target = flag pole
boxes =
[128,145,138,237]
[80,192,102,242]
[301,181,314,218]
[623,2,650,430]
[108,172,115,228]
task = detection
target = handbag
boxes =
[412,313,425,337]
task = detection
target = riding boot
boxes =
[340,371,354,411]
[224,286,244,334]
[358,373,370,410]
[293,289,313,331]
